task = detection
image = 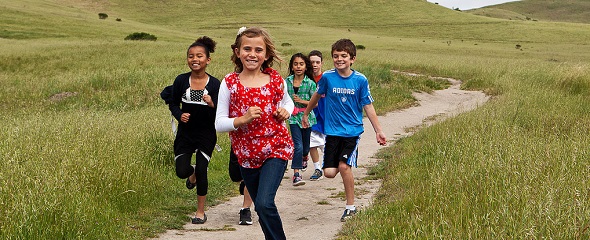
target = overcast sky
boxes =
[426,0,520,10]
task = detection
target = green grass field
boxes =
[469,0,590,24]
[1,0,589,239]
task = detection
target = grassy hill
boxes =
[1,0,589,239]
[468,0,590,24]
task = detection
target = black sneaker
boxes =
[239,208,253,225]
[340,209,357,222]
[301,156,308,172]
[186,178,196,189]
[191,213,207,224]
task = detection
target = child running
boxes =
[302,39,387,222]
[307,50,325,181]
[215,26,294,240]
[285,53,316,186]
[168,36,220,224]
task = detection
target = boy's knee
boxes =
[324,173,337,178]
[338,163,351,172]
[324,169,338,178]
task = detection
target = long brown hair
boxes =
[230,27,282,72]
[288,53,314,81]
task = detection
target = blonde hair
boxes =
[230,27,282,72]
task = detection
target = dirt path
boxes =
[153,75,489,240]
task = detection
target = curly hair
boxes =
[187,36,216,58]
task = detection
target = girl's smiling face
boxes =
[187,46,210,72]
[235,36,267,72]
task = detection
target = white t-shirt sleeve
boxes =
[279,80,294,114]
[215,80,237,132]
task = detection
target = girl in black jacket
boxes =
[168,36,220,224]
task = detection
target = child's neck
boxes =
[293,74,304,87]
[336,68,353,78]
[191,70,207,79]
[239,69,269,88]
[293,74,304,81]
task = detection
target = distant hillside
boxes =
[467,0,590,24]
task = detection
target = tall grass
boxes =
[342,62,590,239]
[0,107,235,239]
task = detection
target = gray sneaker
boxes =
[310,169,323,181]
[340,209,357,222]
[292,172,306,186]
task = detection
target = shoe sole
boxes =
[239,221,253,225]
[340,215,354,222]
[292,181,306,186]
[309,176,323,181]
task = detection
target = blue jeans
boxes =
[289,124,311,169]
[240,158,287,240]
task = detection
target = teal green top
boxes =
[286,75,317,128]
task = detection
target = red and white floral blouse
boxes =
[225,68,294,168]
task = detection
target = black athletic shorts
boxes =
[323,135,360,168]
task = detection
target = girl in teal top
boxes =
[286,53,316,186]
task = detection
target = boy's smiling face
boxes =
[332,50,355,72]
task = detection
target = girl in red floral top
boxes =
[215,27,293,240]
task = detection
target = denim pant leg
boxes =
[289,124,303,169]
[240,158,287,240]
[301,127,311,158]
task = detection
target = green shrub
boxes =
[98,13,108,19]
[356,44,366,50]
[124,32,157,41]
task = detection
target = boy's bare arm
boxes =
[302,92,321,128]
[364,104,387,145]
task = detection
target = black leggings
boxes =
[175,151,209,196]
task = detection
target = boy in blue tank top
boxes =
[302,39,387,222]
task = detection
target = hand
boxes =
[243,106,262,124]
[273,107,290,121]
[180,113,190,123]
[376,131,387,146]
[203,94,214,108]
[301,114,309,128]
[203,94,212,104]
[292,94,303,104]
